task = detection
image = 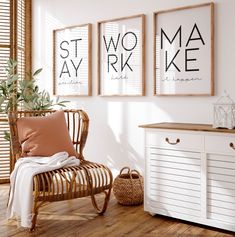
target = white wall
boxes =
[32,0,235,176]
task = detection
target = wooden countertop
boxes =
[139,122,235,134]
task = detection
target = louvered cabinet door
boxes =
[145,148,201,220]
[206,135,235,227]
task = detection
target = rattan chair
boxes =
[8,109,113,231]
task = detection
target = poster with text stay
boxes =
[53,24,91,96]
[155,3,214,96]
[98,15,145,96]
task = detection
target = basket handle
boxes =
[130,169,141,178]
[119,167,130,175]
[129,169,144,204]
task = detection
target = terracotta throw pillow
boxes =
[17,110,77,157]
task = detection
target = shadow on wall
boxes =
[108,131,143,177]
[105,128,142,177]
[85,99,146,177]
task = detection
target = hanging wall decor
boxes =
[53,24,92,96]
[98,14,145,96]
[153,3,214,96]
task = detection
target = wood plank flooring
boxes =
[0,184,234,237]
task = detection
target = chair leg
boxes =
[91,187,112,214]
[29,200,40,232]
[30,211,38,232]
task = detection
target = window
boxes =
[0,0,31,183]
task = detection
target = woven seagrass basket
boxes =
[113,167,143,206]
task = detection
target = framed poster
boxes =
[53,23,92,96]
[98,14,145,96]
[154,3,214,96]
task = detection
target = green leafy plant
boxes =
[0,59,69,142]
[0,58,68,112]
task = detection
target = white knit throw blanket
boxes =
[6,152,80,228]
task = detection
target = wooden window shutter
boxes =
[0,0,31,183]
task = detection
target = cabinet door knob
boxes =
[165,137,180,145]
[230,142,235,150]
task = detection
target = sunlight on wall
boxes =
[33,3,64,96]
[107,102,123,142]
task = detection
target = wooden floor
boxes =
[0,184,234,237]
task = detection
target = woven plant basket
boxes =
[113,167,143,206]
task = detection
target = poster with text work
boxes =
[98,15,145,96]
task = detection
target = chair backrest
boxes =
[8,110,89,171]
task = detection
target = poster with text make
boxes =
[53,24,92,96]
[98,15,145,96]
[154,3,214,96]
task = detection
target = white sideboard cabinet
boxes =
[140,123,235,232]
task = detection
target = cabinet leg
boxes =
[149,212,156,216]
